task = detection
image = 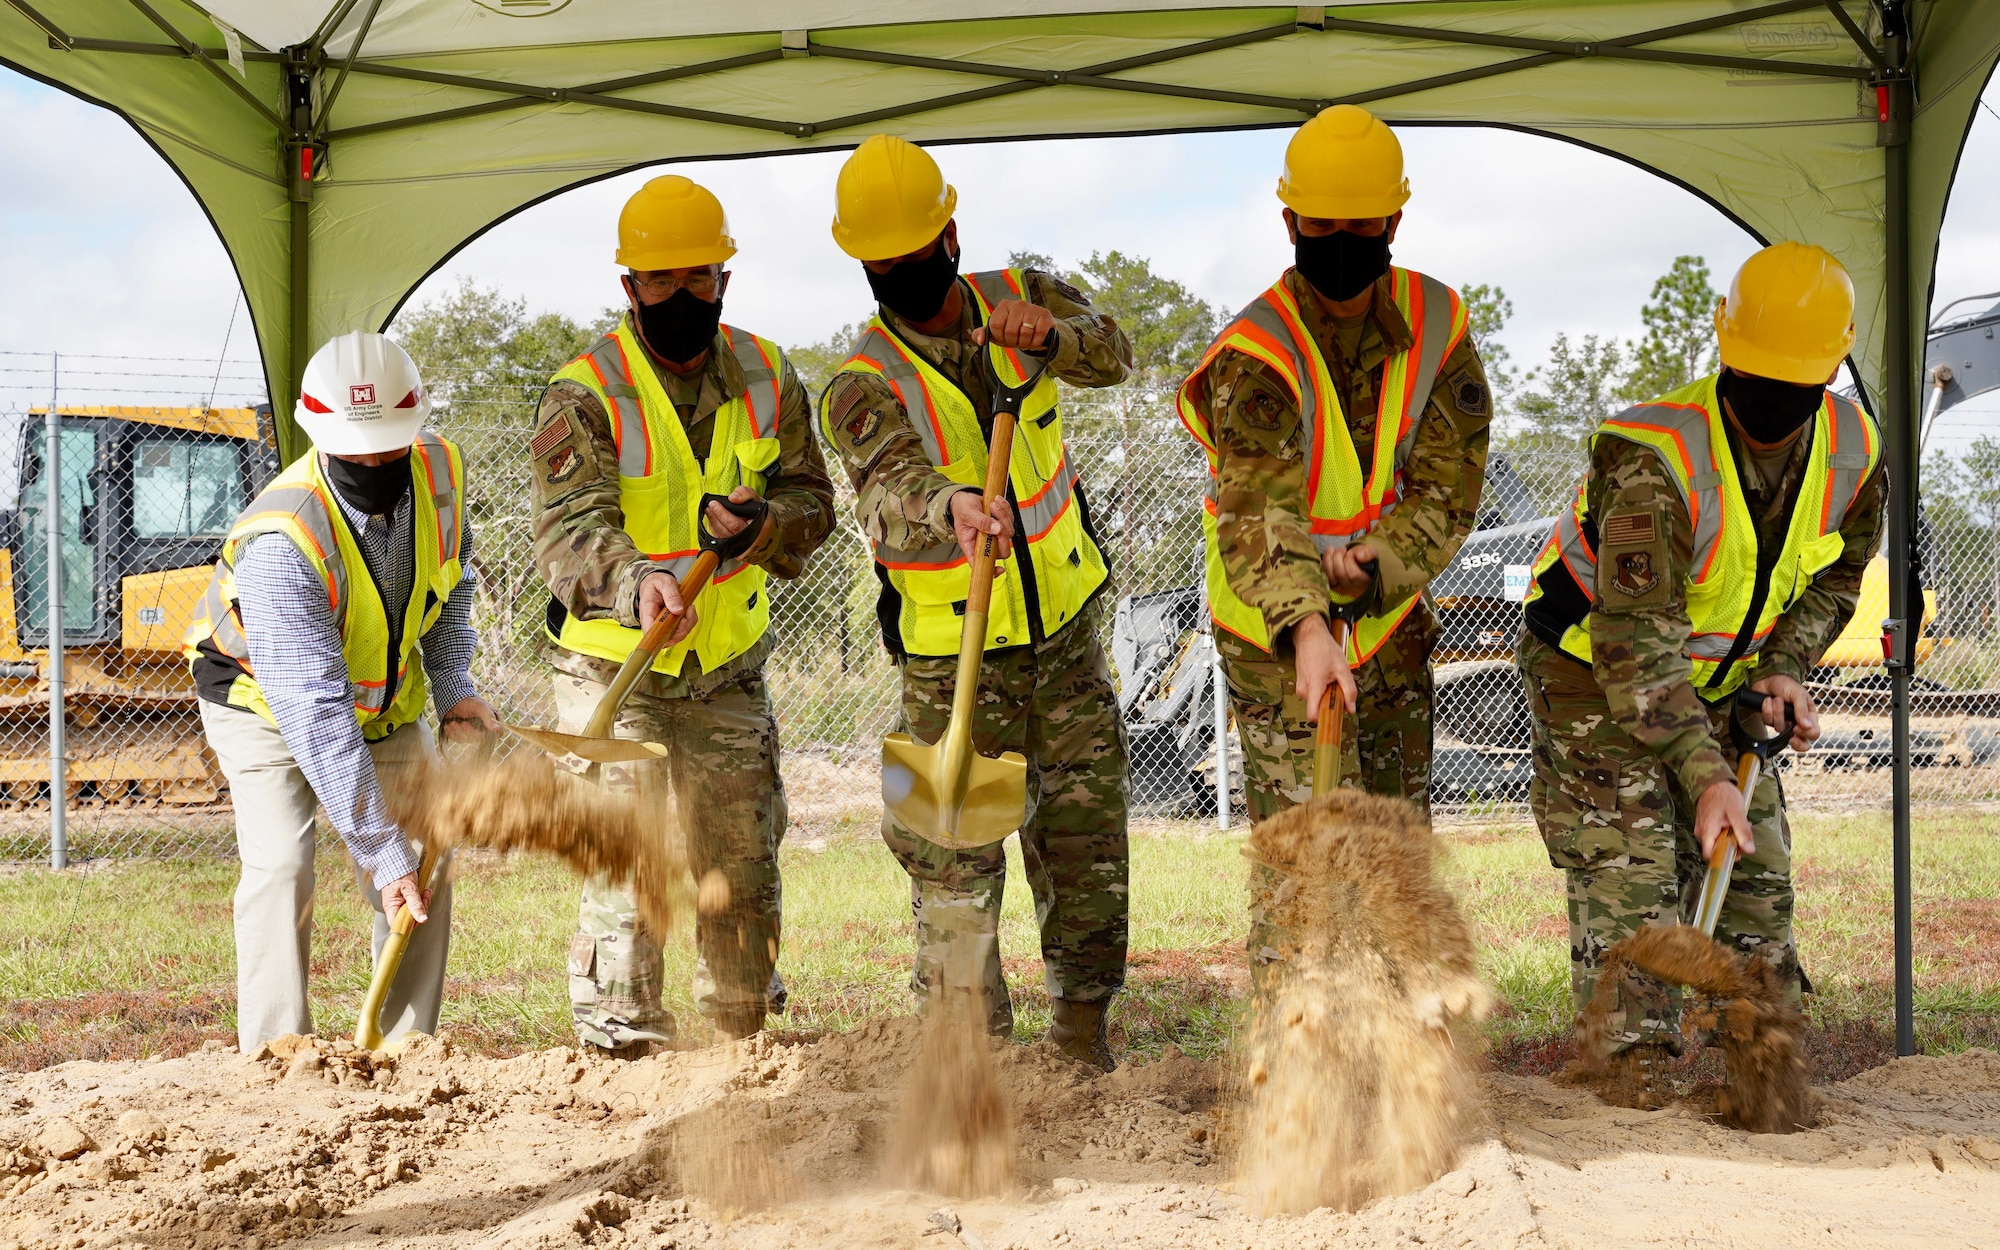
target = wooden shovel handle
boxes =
[1311,619,1351,800]
[964,412,1017,618]
[1711,750,1761,870]
[584,549,720,739]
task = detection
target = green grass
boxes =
[4,810,1999,1075]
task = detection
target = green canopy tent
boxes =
[5,0,1996,1053]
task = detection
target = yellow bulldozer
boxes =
[4,404,274,810]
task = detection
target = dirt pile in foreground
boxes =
[6,1028,2000,1248]
[1238,792,1492,1213]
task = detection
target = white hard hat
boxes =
[295,331,431,454]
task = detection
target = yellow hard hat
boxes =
[831,134,959,262]
[615,175,737,270]
[1276,105,1411,219]
[1714,242,1856,384]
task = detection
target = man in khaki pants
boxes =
[184,332,499,1051]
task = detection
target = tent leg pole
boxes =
[46,353,65,872]
[280,52,317,466]
[1883,64,1917,1060]
[285,189,310,464]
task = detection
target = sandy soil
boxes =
[4,1025,2000,1250]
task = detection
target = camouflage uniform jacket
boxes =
[1544,415,1886,802]
[530,320,837,699]
[819,269,1135,560]
[1197,267,1492,661]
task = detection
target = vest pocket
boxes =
[1782,531,1847,610]
[732,437,781,495]
[615,472,692,558]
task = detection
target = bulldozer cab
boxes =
[0,405,276,809]
[7,406,276,650]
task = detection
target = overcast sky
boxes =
[5,66,2000,447]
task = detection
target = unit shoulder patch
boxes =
[544,445,584,485]
[1594,505,1671,612]
[1609,550,1660,598]
[1446,366,1489,419]
[826,380,888,455]
[1044,275,1091,307]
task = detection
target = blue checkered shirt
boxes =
[233,482,477,886]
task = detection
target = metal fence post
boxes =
[47,352,66,871]
[1208,630,1228,832]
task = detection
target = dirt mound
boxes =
[5,1032,2000,1248]
[1238,792,1492,1213]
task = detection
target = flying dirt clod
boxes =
[1237,791,1492,1215]
[1581,924,1815,1134]
[384,751,689,938]
[888,957,1015,1198]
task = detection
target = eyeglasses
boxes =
[628,269,721,298]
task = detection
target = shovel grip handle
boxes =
[585,549,720,738]
[964,412,1018,620]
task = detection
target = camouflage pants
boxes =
[1224,603,1440,824]
[1224,607,1438,998]
[882,604,1130,1036]
[1517,633,1798,1053]
[554,667,787,1048]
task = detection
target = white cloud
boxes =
[0,76,261,407]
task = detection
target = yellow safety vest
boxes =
[1523,374,1881,698]
[1177,266,1468,664]
[544,317,786,677]
[182,433,465,741]
[821,268,1110,657]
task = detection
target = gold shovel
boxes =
[499,545,723,763]
[353,838,446,1051]
[880,350,1050,850]
[1690,688,1796,936]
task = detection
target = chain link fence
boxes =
[2,349,1997,861]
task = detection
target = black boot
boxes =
[1047,998,1116,1072]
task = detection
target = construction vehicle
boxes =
[0,405,276,808]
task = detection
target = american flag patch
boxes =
[1601,511,1656,546]
[529,413,572,459]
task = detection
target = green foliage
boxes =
[1620,254,1718,402]
[1011,248,1220,379]
[391,280,613,722]
[1921,439,2000,642]
[1514,332,1628,446]
[394,278,607,413]
[1505,334,1629,514]
[1065,250,1220,378]
[1459,282,1518,403]
[788,322,863,399]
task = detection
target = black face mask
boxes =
[866,242,961,323]
[633,286,724,364]
[1717,369,1825,444]
[1294,227,1392,303]
[323,452,412,517]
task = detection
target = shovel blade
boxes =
[503,722,668,764]
[882,732,1027,851]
